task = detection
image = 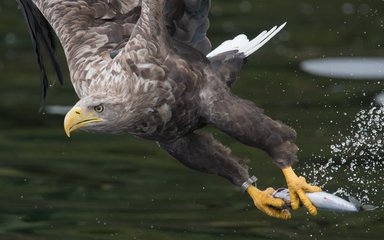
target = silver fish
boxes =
[272,188,378,212]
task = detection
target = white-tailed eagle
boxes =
[17,0,321,219]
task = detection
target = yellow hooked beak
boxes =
[64,107,104,137]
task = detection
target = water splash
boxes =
[301,105,384,206]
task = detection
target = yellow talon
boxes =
[247,185,291,220]
[282,166,322,216]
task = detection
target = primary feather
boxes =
[17,0,63,103]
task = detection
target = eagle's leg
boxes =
[201,90,321,216]
[159,132,249,186]
[159,132,290,219]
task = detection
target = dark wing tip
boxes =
[17,0,64,107]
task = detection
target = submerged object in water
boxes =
[272,188,378,212]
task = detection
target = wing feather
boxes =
[22,0,140,98]
[20,0,212,99]
[17,0,63,103]
[165,0,211,55]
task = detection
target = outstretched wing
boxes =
[19,0,212,100]
[18,0,140,99]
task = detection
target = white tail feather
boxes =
[207,22,286,58]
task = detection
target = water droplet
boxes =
[301,104,384,206]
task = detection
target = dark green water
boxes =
[0,1,383,239]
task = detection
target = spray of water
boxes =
[301,105,384,206]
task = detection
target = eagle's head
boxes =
[64,94,128,136]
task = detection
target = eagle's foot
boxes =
[282,166,322,215]
[247,186,291,220]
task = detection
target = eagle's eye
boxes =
[94,104,104,113]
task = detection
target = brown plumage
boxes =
[18,0,322,220]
